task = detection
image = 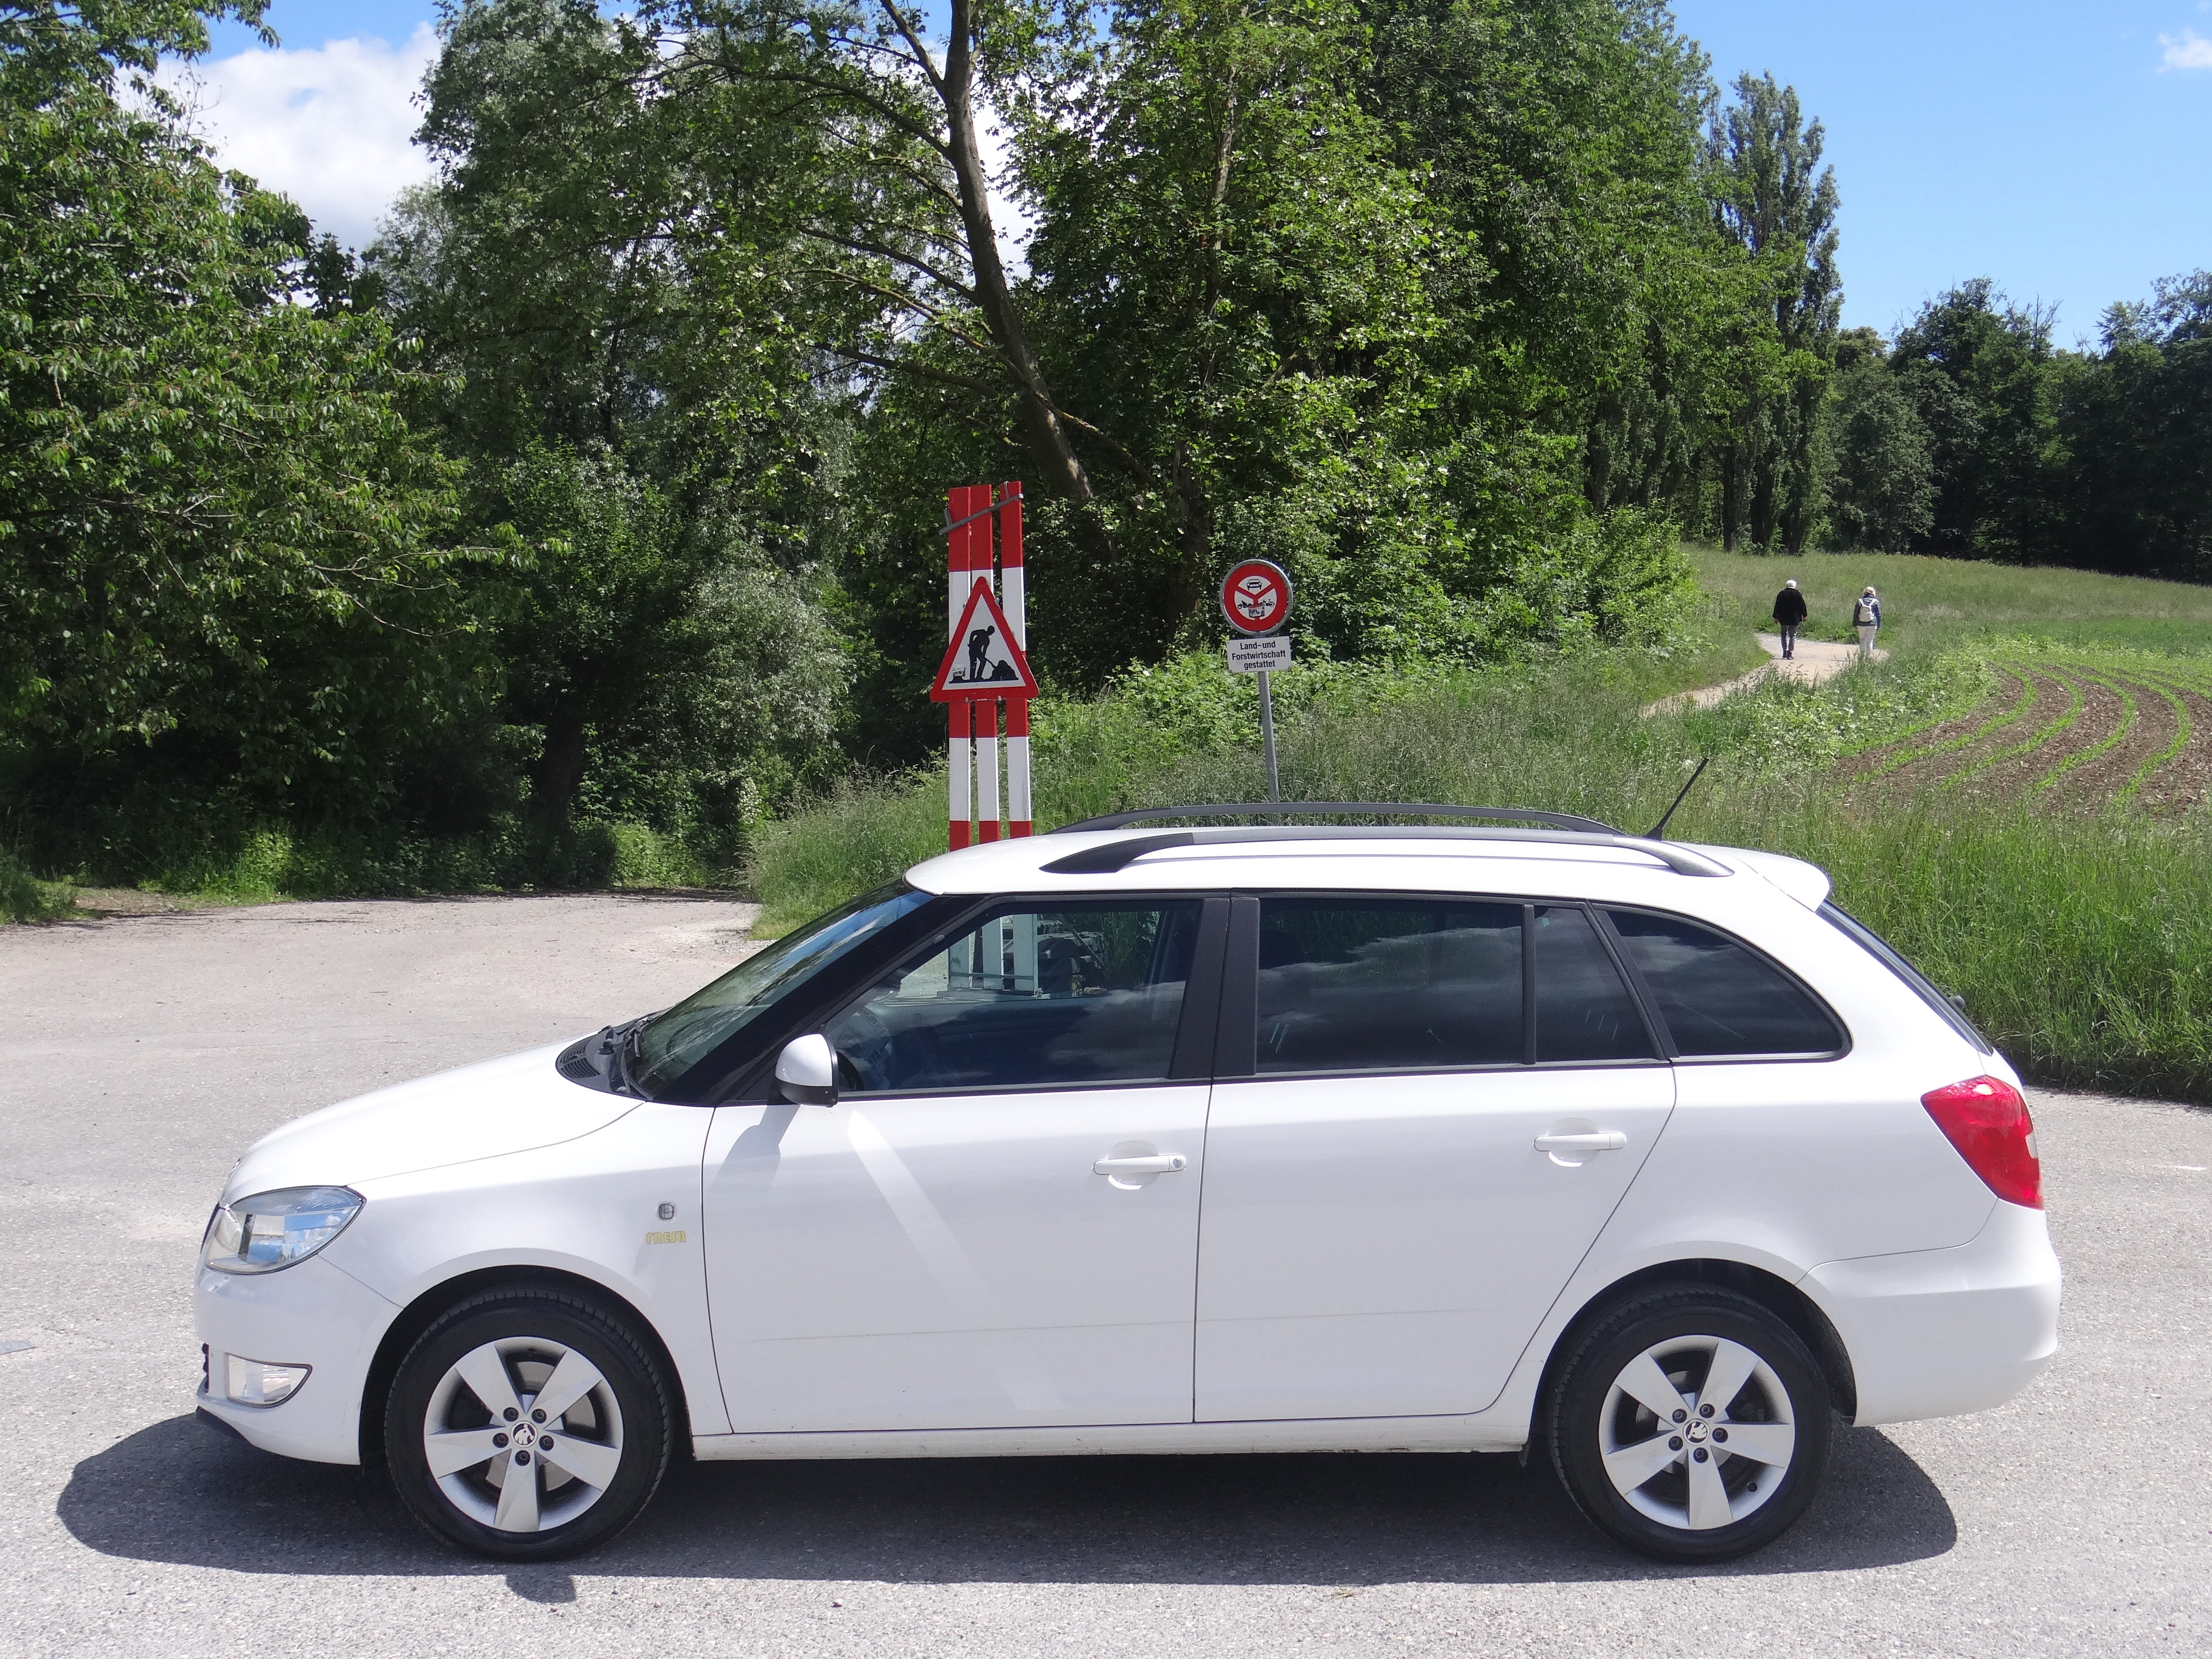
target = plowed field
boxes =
[1846,656,2212,811]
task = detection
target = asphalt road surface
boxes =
[2,895,2207,1658]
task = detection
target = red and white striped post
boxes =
[945,482,1032,849]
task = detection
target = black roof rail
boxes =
[1035,823,1732,878]
[1052,801,1623,835]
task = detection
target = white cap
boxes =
[1785,579,1799,589]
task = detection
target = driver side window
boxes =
[823,901,1203,1094]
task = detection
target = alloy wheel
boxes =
[1597,1334,1797,1531]
[420,1336,627,1534]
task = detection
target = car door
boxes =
[703,896,1223,1434]
[1194,895,1675,1421]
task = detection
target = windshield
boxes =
[633,882,935,1095]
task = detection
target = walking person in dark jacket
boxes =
[1772,579,1808,659]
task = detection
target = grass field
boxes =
[1692,545,2212,655]
[750,548,2212,1101]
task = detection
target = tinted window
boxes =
[825,902,1201,1092]
[1532,906,1654,1062]
[634,882,934,1094]
[1256,900,1522,1073]
[1605,910,1843,1057]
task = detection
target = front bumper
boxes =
[194,1253,400,1464]
[1807,1197,2062,1426]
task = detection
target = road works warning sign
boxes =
[930,580,1040,700]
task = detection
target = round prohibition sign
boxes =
[1221,560,1292,635]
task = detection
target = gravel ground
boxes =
[1,895,2207,1658]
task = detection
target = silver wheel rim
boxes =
[1598,1335,1797,1531]
[422,1336,626,1533]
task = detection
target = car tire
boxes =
[1545,1284,1834,1563]
[384,1287,673,1561]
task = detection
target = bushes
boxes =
[0,849,70,923]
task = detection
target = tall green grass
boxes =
[752,637,2212,1102]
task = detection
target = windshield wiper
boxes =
[599,1012,659,1098]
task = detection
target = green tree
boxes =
[2053,273,2212,580]
[1014,0,1452,668]
[1821,328,1935,553]
[1890,279,2057,561]
[0,0,473,853]
[380,0,857,838]
[1701,70,1840,554]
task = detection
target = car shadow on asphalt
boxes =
[59,1413,1953,1588]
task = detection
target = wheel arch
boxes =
[1537,1259,1858,1423]
[357,1265,694,1467]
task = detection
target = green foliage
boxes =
[1887,279,2057,562]
[1821,335,1936,553]
[0,0,492,882]
[2053,274,2212,581]
[1700,71,1840,555]
[0,846,71,921]
[0,72,471,810]
[1680,647,1992,776]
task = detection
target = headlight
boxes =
[201,1186,362,1275]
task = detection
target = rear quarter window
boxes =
[1603,909,1847,1059]
[1818,901,1993,1053]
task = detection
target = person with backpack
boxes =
[1854,586,1882,657]
[1772,579,1808,659]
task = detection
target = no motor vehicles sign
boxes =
[1221,560,1292,635]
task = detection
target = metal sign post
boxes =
[937,483,1034,849]
[1220,560,1293,804]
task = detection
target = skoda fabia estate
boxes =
[194,806,2059,1563]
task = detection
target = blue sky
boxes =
[197,0,2209,342]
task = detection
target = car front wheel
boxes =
[384,1287,672,1561]
[1545,1285,1834,1562]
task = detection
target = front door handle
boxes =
[1534,1132,1628,1153]
[1092,1154,1188,1176]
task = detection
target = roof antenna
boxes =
[1645,757,1712,840]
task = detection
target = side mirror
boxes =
[774,1033,839,1106]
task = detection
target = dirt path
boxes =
[1644,631,1884,716]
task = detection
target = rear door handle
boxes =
[1534,1131,1628,1153]
[1092,1154,1188,1175]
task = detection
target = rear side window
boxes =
[1604,910,1845,1058]
[1257,899,1522,1072]
[1532,906,1655,1063]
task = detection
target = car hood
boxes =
[223,1041,637,1200]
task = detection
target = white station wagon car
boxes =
[194,805,2060,1564]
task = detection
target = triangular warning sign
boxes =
[930,580,1040,701]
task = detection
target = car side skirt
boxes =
[694,1415,1525,1461]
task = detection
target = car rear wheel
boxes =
[384,1288,672,1561]
[1546,1285,1834,1562]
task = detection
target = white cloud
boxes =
[2160,28,2212,69]
[161,23,439,248]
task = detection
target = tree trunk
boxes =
[530,712,589,841]
[1720,443,1743,553]
[938,0,1097,511]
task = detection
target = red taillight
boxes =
[1921,1075,2042,1209]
